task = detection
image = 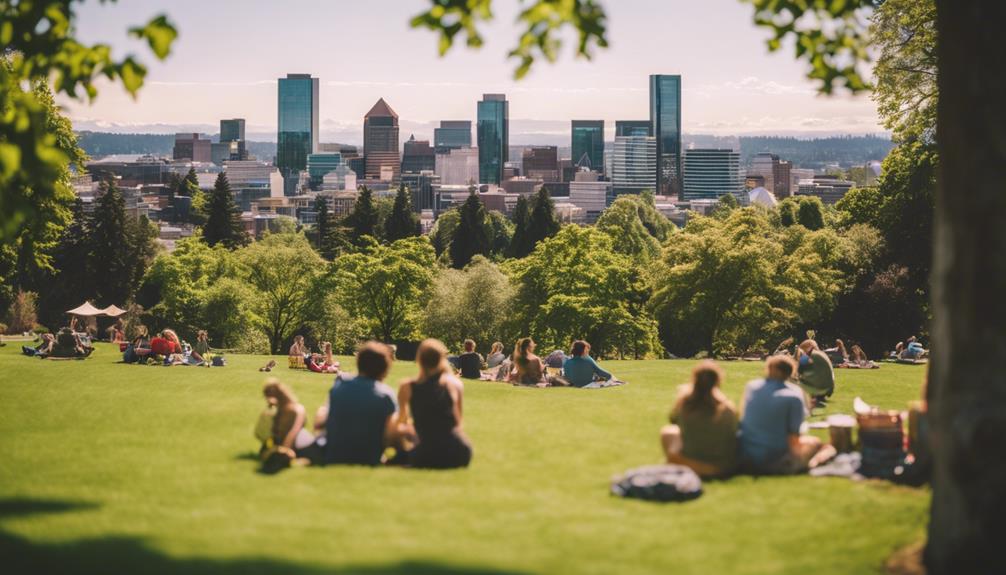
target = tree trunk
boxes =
[926,2,1006,573]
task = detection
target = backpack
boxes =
[611,464,703,503]
[212,355,226,367]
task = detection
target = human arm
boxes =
[281,405,306,449]
[396,381,413,426]
[588,357,612,381]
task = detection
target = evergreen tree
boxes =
[449,192,491,269]
[313,195,330,250]
[526,188,560,254]
[183,167,199,195]
[346,186,379,245]
[89,179,134,303]
[126,214,159,298]
[36,199,93,328]
[384,185,421,242]
[508,195,533,258]
[203,172,249,249]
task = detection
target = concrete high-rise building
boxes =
[796,175,855,205]
[277,74,319,195]
[571,120,604,173]
[173,133,212,163]
[434,120,472,153]
[307,153,343,190]
[522,146,560,182]
[611,135,657,196]
[477,94,508,185]
[402,135,435,174]
[615,120,652,137]
[363,98,400,182]
[749,152,793,198]
[435,147,480,186]
[682,148,744,201]
[568,170,611,223]
[649,74,682,196]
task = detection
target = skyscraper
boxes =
[434,120,472,153]
[277,74,319,195]
[615,120,651,138]
[402,135,435,174]
[220,118,245,143]
[682,148,744,201]
[571,120,604,173]
[522,146,560,182]
[307,153,343,190]
[172,133,211,163]
[363,98,400,182]
[748,152,793,198]
[477,94,509,185]
[649,74,682,196]
[611,134,656,196]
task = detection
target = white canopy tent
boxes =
[66,302,105,316]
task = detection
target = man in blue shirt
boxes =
[562,340,613,388]
[739,356,824,474]
[324,341,402,466]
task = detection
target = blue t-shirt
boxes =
[325,374,397,466]
[562,356,612,388]
[738,378,806,465]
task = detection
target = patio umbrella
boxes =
[101,305,128,317]
[66,302,104,316]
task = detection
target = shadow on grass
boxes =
[0,497,534,575]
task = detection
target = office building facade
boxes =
[649,74,682,196]
[435,147,480,186]
[277,74,319,194]
[402,135,436,174]
[173,133,211,163]
[571,120,604,173]
[615,120,652,138]
[401,170,441,213]
[748,152,793,198]
[307,153,343,190]
[434,120,472,153]
[220,118,245,143]
[477,94,509,185]
[682,148,744,201]
[363,98,400,182]
[522,146,560,182]
[611,135,657,196]
[568,170,611,223]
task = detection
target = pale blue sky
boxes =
[62,0,883,141]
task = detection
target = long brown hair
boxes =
[679,360,728,416]
[416,338,450,383]
[513,337,534,367]
[263,379,298,407]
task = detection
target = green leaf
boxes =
[129,15,178,60]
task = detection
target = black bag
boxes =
[212,356,226,367]
[611,464,703,503]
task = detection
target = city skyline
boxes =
[59,0,884,142]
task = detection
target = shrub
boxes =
[5,290,38,334]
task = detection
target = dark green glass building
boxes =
[615,120,651,138]
[277,74,319,195]
[649,74,682,196]
[571,120,604,173]
[477,94,508,185]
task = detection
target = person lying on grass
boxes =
[738,356,834,475]
[456,339,484,380]
[562,340,614,388]
[22,333,55,358]
[396,339,473,469]
[660,360,738,478]
[320,341,409,466]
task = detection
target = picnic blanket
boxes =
[582,379,627,389]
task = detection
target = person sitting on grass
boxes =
[306,342,340,374]
[52,327,87,358]
[510,337,546,386]
[190,330,211,365]
[323,341,406,466]
[900,336,927,360]
[396,339,473,469]
[562,340,614,388]
[796,339,835,404]
[22,333,55,358]
[849,344,878,368]
[457,339,484,380]
[289,335,306,358]
[824,339,849,366]
[738,356,827,475]
[486,341,506,369]
[660,360,738,478]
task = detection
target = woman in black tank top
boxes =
[397,339,472,469]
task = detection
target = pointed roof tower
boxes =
[365,98,398,119]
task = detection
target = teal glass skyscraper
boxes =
[571,120,604,172]
[649,74,682,196]
[277,74,319,195]
[477,94,508,185]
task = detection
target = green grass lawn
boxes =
[0,343,930,575]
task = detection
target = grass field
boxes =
[0,343,930,575]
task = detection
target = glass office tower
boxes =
[434,121,472,153]
[571,120,604,172]
[477,94,509,185]
[649,74,682,196]
[681,148,744,200]
[615,120,651,138]
[277,74,319,195]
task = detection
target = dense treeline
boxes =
[76,131,277,160]
[738,135,893,169]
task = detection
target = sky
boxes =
[62,0,885,144]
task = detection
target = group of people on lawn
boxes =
[261,335,839,477]
[122,327,213,366]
